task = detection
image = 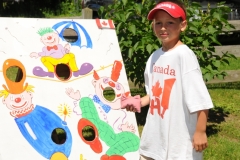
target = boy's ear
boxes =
[180,20,187,32]
[151,21,156,35]
[151,21,154,30]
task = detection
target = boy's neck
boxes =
[162,40,183,52]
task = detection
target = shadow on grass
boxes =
[207,106,229,136]
[130,88,231,137]
[207,82,240,90]
[134,104,230,137]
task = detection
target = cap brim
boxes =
[147,8,181,20]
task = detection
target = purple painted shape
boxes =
[73,63,93,77]
[47,72,54,78]
[33,66,54,78]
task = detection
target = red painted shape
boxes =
[77,118,102,153]
[95,19,102,29]
[108,81,115,87]
[108,20,115,29]
[15,97,21,103]
[100,154,126,160]
[150,97,160,115]
[102,21,108,26]
[111,61,122,82]
[161,78,176,111]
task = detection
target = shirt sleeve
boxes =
[144,49,162,95]
[182,68,214,113]
[144,55,152,95]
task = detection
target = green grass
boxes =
[131,85,240,160]
[204,83,240,159]
[219,57,240,71]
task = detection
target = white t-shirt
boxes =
[139,45,213,160]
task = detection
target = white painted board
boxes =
[0,18,140,160]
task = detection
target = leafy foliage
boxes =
[99,0,158,87]
[1,0,81,18]
[42,0,81,18]
[182,1,237,82]
[99,0,236,87]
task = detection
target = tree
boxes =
[1,0,80,17]
[99,0,236,88]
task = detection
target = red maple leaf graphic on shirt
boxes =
[152,81,162,97]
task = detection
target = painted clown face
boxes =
[41,32,59,47]
[92,76,126,110]
[2,91,33,117]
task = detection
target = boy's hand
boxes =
[121,95,141,113]
[125,104,138,112]
[192,131,208,152]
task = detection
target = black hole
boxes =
[103,87,115,102]
[63,28,78,43]
[51,128,66,145]
[55,64,71,81]
[6,66,23,82]
[82,125,95,141]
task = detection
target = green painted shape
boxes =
[79,97,140,156]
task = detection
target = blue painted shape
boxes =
[52,21,93,49]
[92,95,111,113]
[15,105,72,159]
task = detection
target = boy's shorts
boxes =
[140,155,154,160]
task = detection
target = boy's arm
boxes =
[192,109,209,152]
[140,95,150,107]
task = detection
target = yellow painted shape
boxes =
[50,152,68,160]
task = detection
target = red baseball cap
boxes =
[147,2,186,20]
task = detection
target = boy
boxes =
[123,0,214,159]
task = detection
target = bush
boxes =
[99,0,236,87]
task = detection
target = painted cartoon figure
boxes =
[30,27,93,78]
[0,59,72,160]
[66,60,140,160]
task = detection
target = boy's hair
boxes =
[157,0,186,17]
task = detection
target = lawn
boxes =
[129,56,240,160]
[219,57,240,71]
[128,82,240,160]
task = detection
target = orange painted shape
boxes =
[111,61,122,82]
[93,70,100,80]
[77,118,102,153]
[161,78,176,110]
[2,59,28,94]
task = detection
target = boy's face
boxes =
[152,10,187,45]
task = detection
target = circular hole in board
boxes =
[6,66,23,82]
[82,125,96,141]
[51,128,67,145]
[55,63,71,81]
[63,28,78,43]
[103,87,115,102]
